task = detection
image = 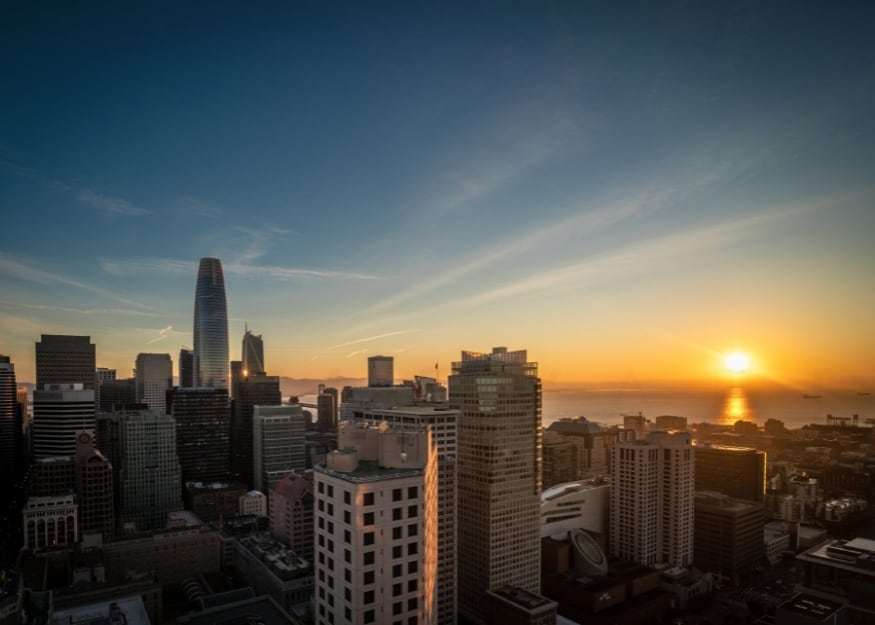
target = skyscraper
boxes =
[252,404,307,493]
[449,347,542,624]
[242,328,265,375]
[610,431,695,567]
[134,353,173,414]
[74,430,114,540]
[179,347,194,388]
[32,383,95,459]
[0,356,21,479]
[193,257,229,389]
[367,355,394,387]
[35,334,96,390]
[231,372,282,488]
[167,387,231,483]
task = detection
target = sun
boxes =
[724,351,750,373]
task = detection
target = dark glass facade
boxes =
[168,387,231,483]
[193,257,229,389]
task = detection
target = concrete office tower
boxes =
[232,373,282,487]
[253,404,307,493]
[35,334,96,391]
[167,387,231,483]
[316,388,338,433]
[693,492,765,581]
[695,444,767,502]
[313,423,437,625]
[350,405,459,625]
[74,430,114,540]
[101,410,182,532]
[610,431,695,568]
[448,347,542,624]
[367,355,394,387]
[0,356,21,478]
[242,328,265,375]
[179,347,194,388]
[193,257,229,389]
[270,472,314,561]
[134,353,173,414]
[95,367,115,411]
[32,383,95,459]
[98,378,137,413]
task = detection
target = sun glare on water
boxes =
[724,351,750,373]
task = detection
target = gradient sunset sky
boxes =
[1,2,873,389]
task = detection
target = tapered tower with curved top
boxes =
[193,257,229,389]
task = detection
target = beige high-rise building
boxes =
[350,405,459,625]
[313,422,438,625]
[610,430,694,567]
[134,353,173,414]
[448,347,542,624]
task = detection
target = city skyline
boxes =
[1,3,874,390]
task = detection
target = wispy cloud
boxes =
[345,349,368,359]
[74,188,148,216]
[146,325,175,344]
[0,299,164,318]
[329,329,420,350]
[232,225,297,264]
[99,256,377,282]
[0,254,158,311]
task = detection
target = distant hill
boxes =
[279,377,367,399]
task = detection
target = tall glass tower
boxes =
[193,257,229,389]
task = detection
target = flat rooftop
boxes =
[798,537,875,574]
[316,460,423,484]
[541,479,609,503]
[487,586,557,612]
[51,595,150,625]
[779,592,843,620]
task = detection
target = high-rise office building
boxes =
[35,335,96,391]
[193,257,229,389]
[230,360,244,399]
[367,355,394,387]
[253,404,307,493]
[231,373,282,488]
[695,444,767,502]
[101,411,183,532]
[32,383,95,459]
[179,347,194,388]
[74,430,114,540]
[0,356,21,478]
[270,472,314,561]
[98,378,137,413]
[167,387,231,483]
[693,491,765,580]
[242,328,265,375]
[316,388,338,433]
[449,346,542,624]
[610,431,695,567]
[134,353,173,414]
[350,405,459,625]
[95,367,115,411]
[313,423,437,625]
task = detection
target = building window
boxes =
[344,529,351,543]
[393,545,402,558]
[408,486,418,499]
[364,570,375,585]
[392,488,402,501]
[364,610,375,624]
[364,590,375,604]
[364,492,375,505]
[408,597,417,611]
[344,510,351,524]
[408,560,417,574]
[344,491,351,505]
[344,549,351,563]
[393,507,402,521]
[363,512,374,525]
[408,542,418,556]
[364,551,375,566]
[392,583,402,597]
[393,602,403,615]
[408,579,418,592]
[392,564,402,578]
[345,569,351,583]
[393,526,402,540]
[408,523,418,537]
[408,505,418,518]
[364,531,375,545]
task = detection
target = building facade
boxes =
[313,424,437,625]
[242,329,265,375]
[35,334,96,391]
[193,257,229,389]
[253,404,307,493]
[74,430,115,540]
[168,387,231,483]
[231,373,282,488]
[134,353,173,414]
[23,494,78,550]
[32,383,95,459]
[449,347,542,624]
[610,431,695,568]
[350,405,459,625]
[367,355,394,387]
[695,444,767,502]
[693,491,764,580]
[270,472,315,561]
[0,356,21,478]
[179,348,194,388]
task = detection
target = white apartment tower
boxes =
[313,422,437,625]
[350,405,459,625]
[134,353,172,414]
[448,347,542,624]
[610,430,695,567]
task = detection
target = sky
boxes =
[1,2,874,390]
